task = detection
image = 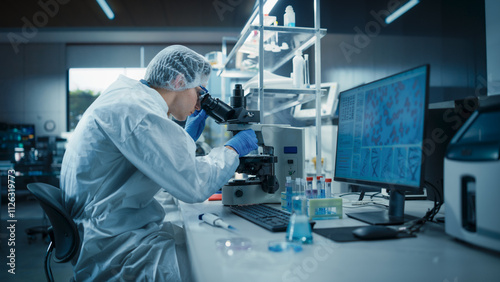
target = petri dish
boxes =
[268,240,303,253]
[215,238,252,256]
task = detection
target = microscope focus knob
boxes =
[235,189,244,198]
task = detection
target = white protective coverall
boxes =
[60,75,239,281]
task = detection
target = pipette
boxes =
[198,213,237,231]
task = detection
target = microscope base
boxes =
[222,184,282,206]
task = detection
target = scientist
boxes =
[60,45,258,281]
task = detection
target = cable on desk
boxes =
[403,181,443,235]
[369,192,389,200]
[358,191,365,201]
[339,192,386,199]
[342,200,389,209]
[338,192,361,197]
[340,192,389,209]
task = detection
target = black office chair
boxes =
[27,183,80,282]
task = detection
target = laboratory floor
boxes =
[1,196,74,281]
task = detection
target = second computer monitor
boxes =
[335,65,430,225]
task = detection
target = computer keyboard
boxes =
[229,204,291,232]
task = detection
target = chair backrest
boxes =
[27,183,80,263]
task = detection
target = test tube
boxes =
[306,177,313,199]
[295,178,302,197]
[319,177,326,199]
[285,176,293,212]
[313,176,322,199]
[325,178,332,198]
[301,178,307,198]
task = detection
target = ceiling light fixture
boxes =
[96,0,115,20]
[385,0,420,24]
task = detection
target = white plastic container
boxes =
[292,50,304,88]
[303,54,310,87]
[284,5,295,27]
[263,14,276,26]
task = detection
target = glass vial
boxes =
[325,178,332,198]
[305,176,313,199]
[285,176,293,212]
[286,196,313,244]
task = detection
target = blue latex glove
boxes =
[225,129,259,157]
[185,110,208,141]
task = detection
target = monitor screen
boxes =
[300,93,328,110]
[292,83,339,120]
[334,65,430,225]
[0,123,36,161]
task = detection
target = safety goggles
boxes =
[197,85,210,108]
[198,85,209,97]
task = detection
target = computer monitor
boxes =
[334,65,430,225]
[0,123,36,161]
[11,124,36,149]
[292,83,339,120]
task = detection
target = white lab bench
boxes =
[177,197,500,282]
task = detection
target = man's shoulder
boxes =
[97,79,164,115]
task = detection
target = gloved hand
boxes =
[225,129,259,157]
[185,110,208,141]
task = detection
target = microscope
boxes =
[200,84,305,205]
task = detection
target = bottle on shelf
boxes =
[292,50,304,88]
[303,54,310,88]
[263,14,276,26]
[283,5,295,27]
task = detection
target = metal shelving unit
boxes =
[245,87,326,117]
[220,0,326,175]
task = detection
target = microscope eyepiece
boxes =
[199,84,258,124]
[230,84,246,108]
[200,93,235,123]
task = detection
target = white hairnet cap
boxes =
[144,45,211,91]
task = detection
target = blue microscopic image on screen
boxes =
[359,148,370,177]
[335,66,427,188]
[395,147,408,180]
[380,147,393,180]
[362,76,425,147]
